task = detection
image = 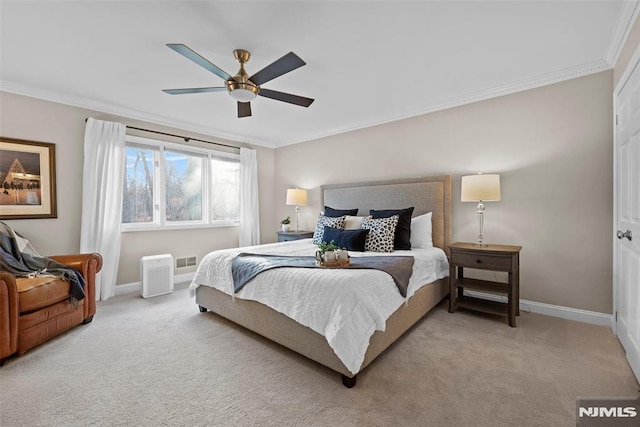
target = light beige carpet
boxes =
[1,283,637,427]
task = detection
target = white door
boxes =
[615,52,640,383]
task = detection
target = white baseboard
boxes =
[174,272,196,284]
[464,290,612,327]
[113,277,611,326]
[114,281,140,295]
[115,272,195,296]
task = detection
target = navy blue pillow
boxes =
[324,206,358,217]
[370,207,414,250]
[322,226,369,252]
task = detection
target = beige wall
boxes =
[0,92,89,255]
[274,71,614,314]
[0,91,276,285]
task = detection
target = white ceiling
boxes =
[0,1,636,148]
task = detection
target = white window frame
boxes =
[121,135,240,232]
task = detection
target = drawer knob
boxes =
[476,259,482,264]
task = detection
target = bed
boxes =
[190,175,452,387]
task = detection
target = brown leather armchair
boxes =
[0,253,102,365]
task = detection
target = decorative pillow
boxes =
[312,215,346,244]
[409,212,433,248]
[324,206,358,217]
[370,207,414,250]
[322,226,369,252]
[344,215,372,230]
[361,215,399,252]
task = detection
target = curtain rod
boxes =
[84,118,240,151]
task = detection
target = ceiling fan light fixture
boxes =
[226,81,259,102]
[163,45,313,118]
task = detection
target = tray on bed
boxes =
[315,258,350,268]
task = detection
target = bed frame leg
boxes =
[341,374,357,388]
[198,305,208,313]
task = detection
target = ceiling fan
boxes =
[162,44,314,118]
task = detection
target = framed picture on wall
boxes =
[0,137,57,219]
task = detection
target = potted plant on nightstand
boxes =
[280,216,291,232]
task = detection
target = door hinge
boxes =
[615,311,618,322]
[616,115,618,125]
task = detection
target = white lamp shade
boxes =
[461,174,501,202]
[286,188,308,206]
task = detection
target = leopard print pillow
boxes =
[361,215,399,252]
[312,215,346,244]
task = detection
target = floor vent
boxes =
[140,254,174,298]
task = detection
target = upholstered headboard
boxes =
[321,175,452,254]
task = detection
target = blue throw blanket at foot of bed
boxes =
[231,253,414,297]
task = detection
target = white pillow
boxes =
[410,212,433,248]
[344,215,372,230]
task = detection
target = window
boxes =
[122,135,240,231]
[123,144,157,224]
[210,155,240,221]
[164,150,204,222]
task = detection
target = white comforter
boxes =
[189,239,449,374]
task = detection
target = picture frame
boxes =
[0,137,57,219]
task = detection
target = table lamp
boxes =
[286,188,307,232]
[461,173,501,247]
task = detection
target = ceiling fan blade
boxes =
[238,101,252,118]
[162,87,226,95]
[258,88,314,107]
[166,44,232,81]
[249,52,306,86]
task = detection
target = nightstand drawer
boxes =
[279,234,300,242]
[277,231,314,242]
[451,251,513,271]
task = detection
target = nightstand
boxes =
[277,231,314,242]
[448,242,522,327]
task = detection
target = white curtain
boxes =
[80,118,126,301]
[239,147,260,246]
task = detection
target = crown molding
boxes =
[605,0,640,66]
[277,59,612,148]
[0,81,277,149]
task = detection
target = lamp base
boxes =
[476,202,486,248]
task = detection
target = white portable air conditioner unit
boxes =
[140,254,174,298]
